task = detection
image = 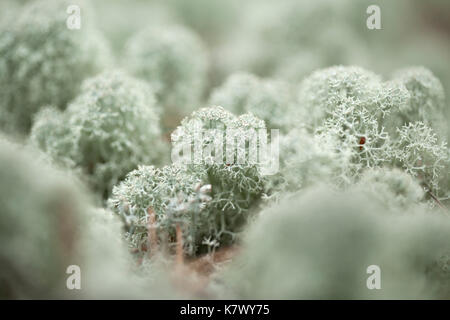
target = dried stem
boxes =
[175,223,184,266]
[422,183,448,212]
[147,207,158,257]
[427,190,447,211]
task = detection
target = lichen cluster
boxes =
[0,136,89,298]
[0,0,449,300]
[30,71,166,199]
[0,136,178,299]
[124,25,208,119]
[209,72,295,132]
[109,106,267,256]
[220,187,450,299]
[276,66,449,200]
[0,0,111,134]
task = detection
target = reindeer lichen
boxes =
[281,66,448,196]
[392,122,448,195]
[209,72,295,132]
[124,25,208,117]
[30,71,166,198]
[355,168,426,210]
[220,186,450,299]
[0,135,89,298]
[0,0,111,134]
[391,67,447,136]
[110,106,268,256]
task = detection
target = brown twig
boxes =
[422,182,448,212]
[427,190,447,211]
[175,223,184,266]
[147,207,159,257]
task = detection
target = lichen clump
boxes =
[0,0,449,300]
[0,136,177,299]
[30,71,165,198]
[209,72,295,131]
[221,187,450,299]
[0,0,111,134]
[109,106,268,256]
[278,66,449,197]
[0,136,89,298]
[124,25,208,117]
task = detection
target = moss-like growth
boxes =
[273,128,347,193]
[208,72,295,132]
[0,136,177,298]
[0,136,89,298]
[171,106,267,221]
[110,106,268,256]
[108,165,208,255]
[392,122,448,195]
[297,65,447,135]
[77,207,181,299]
[391,67,447,135]
[281,66,449,194]
[221,187,450,299]
[0,0,111,134]
[355,168,425,210]
[30,71,166,198]
[124,25,208,118]
[297,66,404,128]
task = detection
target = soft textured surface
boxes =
[30,71,166,199]
[221,187,450,299]
[110,106,268,256]
[276,66,449,198]
[0,0,449,300]
[124,25,208,118]
[0,136,89,298]
[209,72,296,132]
[0,0,111,134]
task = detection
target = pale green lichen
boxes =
[171,106,267,222]
[273,128,348,193]
[108,164,207,255]
[124,25,208,117]
[391,67,447,135]
[0,0,111,134]
[315,101,392,183]
[220,187,450,299]
[282,66,448,196]
[208,72,295,132]
[0,135,176,299]
[110,106,268,256]
[76,207,180,299]
[0,135,89,298]
[392,122,448,194]
[30,71,166,198]
[297,66,389,128]
[355,168,426,210]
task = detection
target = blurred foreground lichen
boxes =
[219,187,450,299]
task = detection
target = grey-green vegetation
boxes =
[30,71,167,199]
[220,187,450,299]
[0,0,111,134]
[124,25,208,119]
[0,136,179,299]
[109,106,267,256]
[0,0,449,300]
